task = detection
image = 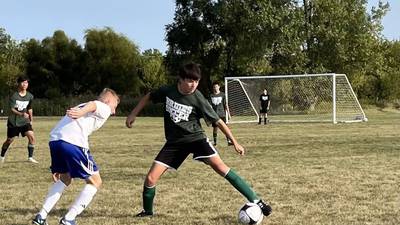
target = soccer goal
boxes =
[225,74,367,124]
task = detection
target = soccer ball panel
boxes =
[238,202,263,225]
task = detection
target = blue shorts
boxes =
[49,140,99,179]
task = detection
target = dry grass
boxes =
[0,108,399,225]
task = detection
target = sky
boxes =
[0,0,398,54]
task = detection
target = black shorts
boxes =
[154,138,218,170]
[260,108,268,113]
[7,122,33,138]
[212,117,226,128]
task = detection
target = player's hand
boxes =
[23,112,30,119]
[52,173,61,182]
[66,107,83,119]
[125,114,136,128]
[233,143,245,156]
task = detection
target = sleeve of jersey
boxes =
[198,93,220,125]
[9,94,16,109]
[149,86,167,104]
[93,101,111,119]
[27,94,34,110]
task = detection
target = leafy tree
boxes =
[84,27,141,95]
[24,31,84,98]
[0,28,24,96]
[139,49,168,92]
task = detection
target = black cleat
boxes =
[32,214,48,225]
[136,210,153,217]
[256,199,272,216]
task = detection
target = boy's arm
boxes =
[126,93,151,128]
[67,101,97,119]
[28,108,33,123]
[216,119,245,155]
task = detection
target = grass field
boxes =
[0,108,399,225]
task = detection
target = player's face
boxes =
[213,84,220,93]
[19,81,29,90]
[263,89,267,95]
[104,95,119,115]
[178,78,199,95]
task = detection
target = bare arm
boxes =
[67,101,97,119]
[28,108,33,123]
[216,119,245,155]
[126,93,151,128]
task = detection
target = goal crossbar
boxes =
[225,73,367,124]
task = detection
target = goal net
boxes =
[225,74,367,124]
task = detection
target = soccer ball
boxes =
[238,202,263,225]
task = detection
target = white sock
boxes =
[65,184,98,221]
[39,180,67,219]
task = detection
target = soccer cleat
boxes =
[135,210,153,217]
[0,156,4,163]
[32,214,48,225]
[256,199,272,216]
[59,217,77,225]
[28,157,39,163]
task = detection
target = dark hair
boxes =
[212,81,221,86]
[17,76,29,83]
[178,62,201,80]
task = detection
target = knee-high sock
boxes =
[1,143,10,157]
[64,184,98,221]
[143,185,156,213]
[28,144,34,158]
[224,169,258,202]
[39,180,67,219]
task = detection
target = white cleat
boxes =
[0,156,4,163]
[28,157,39,164]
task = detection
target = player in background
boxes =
[259,89,270,125]
[1,76,37,163]
[126,62,272,218]
[32,88,119,225]
[209,81,232,146]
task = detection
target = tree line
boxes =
[1,0,399,114]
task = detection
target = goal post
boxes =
[225,73,367,124]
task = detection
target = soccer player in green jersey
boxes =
[209,81,232,146]
[1,76,38,163]
[126,62,272,218]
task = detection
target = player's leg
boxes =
[33,141,71,225]
[60,145,100,224]
[61,173,101,224]
[1,137,14,162]
[24,128,38,163]
[136,162,169,217]
[1,124,18,162]
[212,125,218,146]
[204,155,272,216]
[137,143,187,217]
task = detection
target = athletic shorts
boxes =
[212,117,226,127]
[260,107,268,113]
[7,121,33,138]
[49,140,98,179]
[154,138,218,170]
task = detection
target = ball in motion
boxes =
[238,202,263,225]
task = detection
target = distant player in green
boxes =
[209,81,232,146]
[259,89,270,125]
[1,76,38,163]
[126,62,272,217]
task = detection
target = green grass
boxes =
[0,108,399,225]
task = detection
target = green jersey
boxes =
[150,85,220,143]
[209,92,226,118]
[8,91,34,127]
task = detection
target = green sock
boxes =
[143,186,156,213]
[224,169,258,202]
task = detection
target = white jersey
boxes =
[50,100,111,149]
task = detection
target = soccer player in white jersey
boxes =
[32,88,119,225]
